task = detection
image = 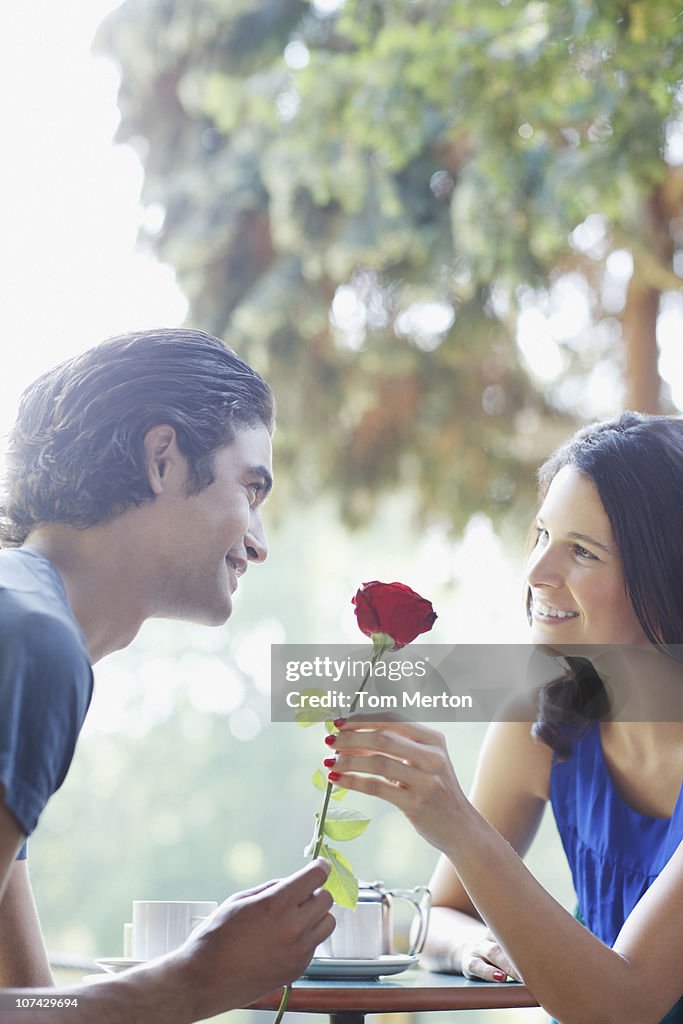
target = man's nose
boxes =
[246,509,268,564]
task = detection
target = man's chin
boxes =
[203,599,233,627]
[174,595,234,628]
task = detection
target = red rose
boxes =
[352,581,437,650]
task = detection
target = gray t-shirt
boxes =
[0,548,93,859]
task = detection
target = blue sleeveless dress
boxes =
[550,723,683,1023]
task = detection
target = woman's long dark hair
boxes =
[529,412,683,757]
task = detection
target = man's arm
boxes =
[0,787,53,988]
[0,789,24,903]
[0,858,334,1024]
[0,861,53,988]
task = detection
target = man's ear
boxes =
[143,425,185,496]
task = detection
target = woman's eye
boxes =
[535,526,548,543]
[573,544,598,561]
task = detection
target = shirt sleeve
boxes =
[0,611,93,850]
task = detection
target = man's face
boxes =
[153,423,273,626]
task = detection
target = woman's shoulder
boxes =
[478,714,554,803]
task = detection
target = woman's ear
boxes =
[143,425,184,495]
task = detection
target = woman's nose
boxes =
[526,541,564,589]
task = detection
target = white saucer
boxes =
[303,954,418,979]
[94,957,145,974]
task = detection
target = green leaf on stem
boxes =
[311,768,348,799]
[303,816,319,857]
[294,690,330,726]
[320,807,370,841]
[321,844,359,909]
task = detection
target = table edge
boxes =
[247,981,537,1013]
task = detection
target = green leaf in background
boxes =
[321,807,371,841]
[294,690,330,726]
[98,0,683,526]
[321,844,359,909]
[311,768,348,800]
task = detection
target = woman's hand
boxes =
[327,717,467,852]
[422,905,519,983]
[460,930,522,983]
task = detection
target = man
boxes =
[0,328,333,1022]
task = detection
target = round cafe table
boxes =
[247,966,537,1024]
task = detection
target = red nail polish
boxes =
[328,771,341,782]
[333,717,347,728]
[493,970,506,983]
[324,734,336,747]
[323,757,337,768]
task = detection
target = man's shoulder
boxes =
[0,547,54,587]
[0,550,89,674]
[0,599,81,655]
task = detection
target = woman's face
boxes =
[526,465,649,647]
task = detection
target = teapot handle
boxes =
[388,886,431,955]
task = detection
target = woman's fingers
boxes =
[328,763,413,811]
[329,722,454,795]
[462,954,509,983]
[339,716,445,746]
[326,721,468,850]
[461,937,523,983]
[332,751,415,785]
[332,722,446,773]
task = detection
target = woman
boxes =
[325,412,683,1024]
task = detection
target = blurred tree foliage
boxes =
[96,0,683,531]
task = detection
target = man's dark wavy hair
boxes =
[528,412,683,757]
[0,328,275,546]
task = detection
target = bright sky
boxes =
[1,1,681,445]
[0,0,187,448]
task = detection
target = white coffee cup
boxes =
[317,901,384,959]
[132,900,217,960]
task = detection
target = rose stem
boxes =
[313,641,388,858]
[274,641,390,1024]
[273,986,291,1024]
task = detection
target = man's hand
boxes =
[0,859,334,1024]
[165,858,334,1022]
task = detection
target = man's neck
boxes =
[22,519,153,663]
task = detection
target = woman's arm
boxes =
[423,720,550,980]
[329,720,683,1024]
